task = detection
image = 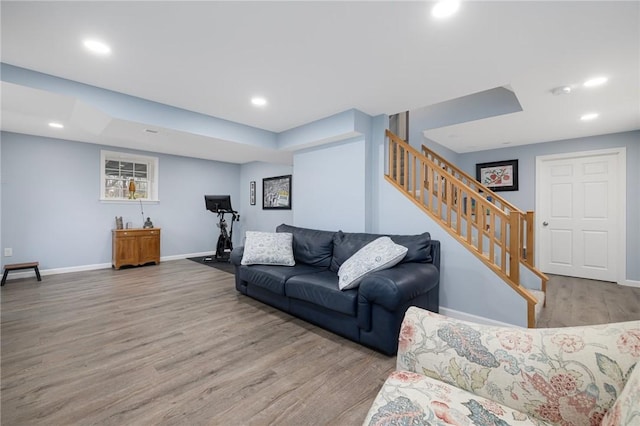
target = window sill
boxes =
[99,199,160,204]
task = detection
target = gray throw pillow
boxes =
[337,236,408,290]
[241,231,295,266]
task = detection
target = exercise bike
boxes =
[214,209,239,260]
[204,195,239,261]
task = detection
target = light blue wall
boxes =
[238,162,293,236]
[293,138,367,232]
[0,136,2,268]
[368,114,389,232]
[421,137,460,164]
[371,133,528,326]
[286,110,530,325]
[278,109,360,150]
[409,87,522,145]
[456,131,640,280]
[1,132,241,269]
[376,173,529,326]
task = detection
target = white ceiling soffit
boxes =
[1,82,293,164]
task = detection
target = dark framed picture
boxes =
[263,175,292,210]
[476,159,519,192]
[250,181,256,205]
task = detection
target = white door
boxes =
[536,149,625,283]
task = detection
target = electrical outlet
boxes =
[4,248,13,257]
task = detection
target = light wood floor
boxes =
[3,262,640,425]
[1,260,394,425]
[536,273,640,327]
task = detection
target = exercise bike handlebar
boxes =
[215,208,239,219]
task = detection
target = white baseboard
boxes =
[161,251,213,262]
[2,252,215,282]
[439,307,519,328]
[623,279,640,288]
[3,262,112,281]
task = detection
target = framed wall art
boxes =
[263,175,292,210]
[476,159,519,192]
[250,181,256,205]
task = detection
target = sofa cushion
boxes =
[338,237,408,290]
[276,224,335,268]
[602,355,640,426]
[364,370,540,426]
[241,231,295,266]
[240,264,325,295]
[330,231,431,272]
[398,307,640,426]
[285,271,357,316]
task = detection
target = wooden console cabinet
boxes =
[112,228,161,270]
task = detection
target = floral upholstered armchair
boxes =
[364,306,639,426]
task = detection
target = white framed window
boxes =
[100,150,159,202]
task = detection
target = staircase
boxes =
[385,129,548,327]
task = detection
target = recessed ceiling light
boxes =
[432,0,460,18]
[551,85,572,96]
[580,113,599,121]
[83,39,111,55]
[584,76,608,87]
[251,97,267,107]
[48,122,64,129]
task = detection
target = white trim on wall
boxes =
[439,307,522,328]
[624,279,640,288]
[1,252,214,282]
[100,150,160,201]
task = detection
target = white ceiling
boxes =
[1,1,638,161]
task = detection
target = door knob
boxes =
[542,221,549,226]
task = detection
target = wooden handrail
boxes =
[422,143,543,275]
[421,143,523,215]
[387,130,541,327]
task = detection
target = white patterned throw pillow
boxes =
[338,236,408,290]
[241,231,295,266]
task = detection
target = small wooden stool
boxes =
[1,262,42,286]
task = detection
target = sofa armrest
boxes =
[430,240,440,271]
[358,263,439,311]
[230,246,244,266]
[398,306,640,425]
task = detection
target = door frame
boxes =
[535,147,626,285]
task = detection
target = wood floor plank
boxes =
[1,260,394,425]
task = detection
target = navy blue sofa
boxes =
[230,224,440,355]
